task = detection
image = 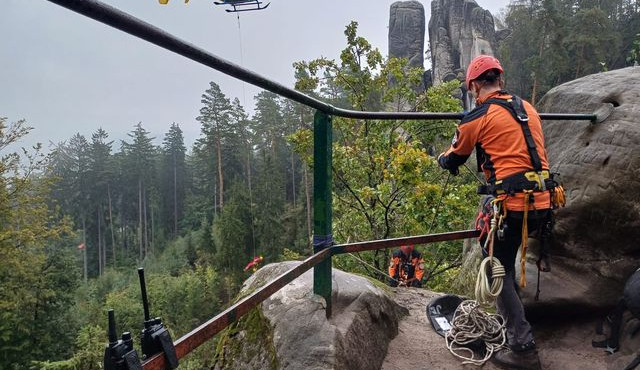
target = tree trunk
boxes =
[108,183,116,267]
[150,204,155,254]
[214,180,217,220]
[143,185,149,256]
[304,166,312,247]
[82,217,87,283]
[102,206,106,273]
[216,137,224,208]
[531,29,546,105]
[291,150,296,207]
[138,178,143,262]
[173,149,178,237]
[98,207,102,276]
[247,148,256,256]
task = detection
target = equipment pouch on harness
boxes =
[475,195,495,243]
[475,195,507,245]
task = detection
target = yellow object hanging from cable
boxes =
[158,0,190,4]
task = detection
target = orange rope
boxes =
[520,190,534,287]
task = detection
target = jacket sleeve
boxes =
[438,109,484,171]
[389,256,400,278]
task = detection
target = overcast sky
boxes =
[1,0,510,151]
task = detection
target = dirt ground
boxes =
[382,288,608,370]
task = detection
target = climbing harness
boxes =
[444,300,507,366]
[477,95,566,287]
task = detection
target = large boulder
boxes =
[214,262,407,370]
[533,66,640,308]
[530,68,640,369]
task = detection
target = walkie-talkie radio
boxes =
[103,309,143,370]
[137,268,179,369]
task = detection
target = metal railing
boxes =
[142,229,480,370]
[44,0,598,368]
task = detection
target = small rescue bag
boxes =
[427,294,464,337]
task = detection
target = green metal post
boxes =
[313,110,333,318]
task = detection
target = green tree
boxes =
[49,133,93,277]
[497,0,634,100]
[160,123,187,239]
[291,22,475,283]
[88,128,115,274]
[0,117,75,368]
[121,123,157,261]
[197,82,233,211]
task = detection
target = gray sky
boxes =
[1,0,510,151]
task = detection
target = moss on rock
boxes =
[213,307,277,370]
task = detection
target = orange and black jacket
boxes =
[438,90,551,211]
[389,250,425,282]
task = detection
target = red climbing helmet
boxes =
[400,245,414,255]
[465,55,504,90]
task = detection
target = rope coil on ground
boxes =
[445,300,507,366]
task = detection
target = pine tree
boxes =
[160,123,187,238]
[121,123,156,261]
[197,82,233,211]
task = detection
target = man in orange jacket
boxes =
[388,245,425,287]
[438,55,554,370]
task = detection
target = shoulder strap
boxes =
[485,96,543,172]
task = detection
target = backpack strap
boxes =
[485,96,543,173]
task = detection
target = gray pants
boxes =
[496,268,533,348]
[490,210,551,350]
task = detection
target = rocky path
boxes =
[382,288,608,370]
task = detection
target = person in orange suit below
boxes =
[437,55,553,370]
[388,245,425,287]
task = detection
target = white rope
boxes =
[444,204,507,366]
[445,300,507,366]
[475,206,505,307]
[346,252,401,284]
[475,256,505,307]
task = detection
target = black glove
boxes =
[437,153,459,176]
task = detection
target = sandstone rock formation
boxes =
[428,0,508,108]
[214,261,407,370]
[428,0,501,85]
[388,1,425,70]
[537,66,640,295]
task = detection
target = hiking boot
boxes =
[492,347,541,370]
